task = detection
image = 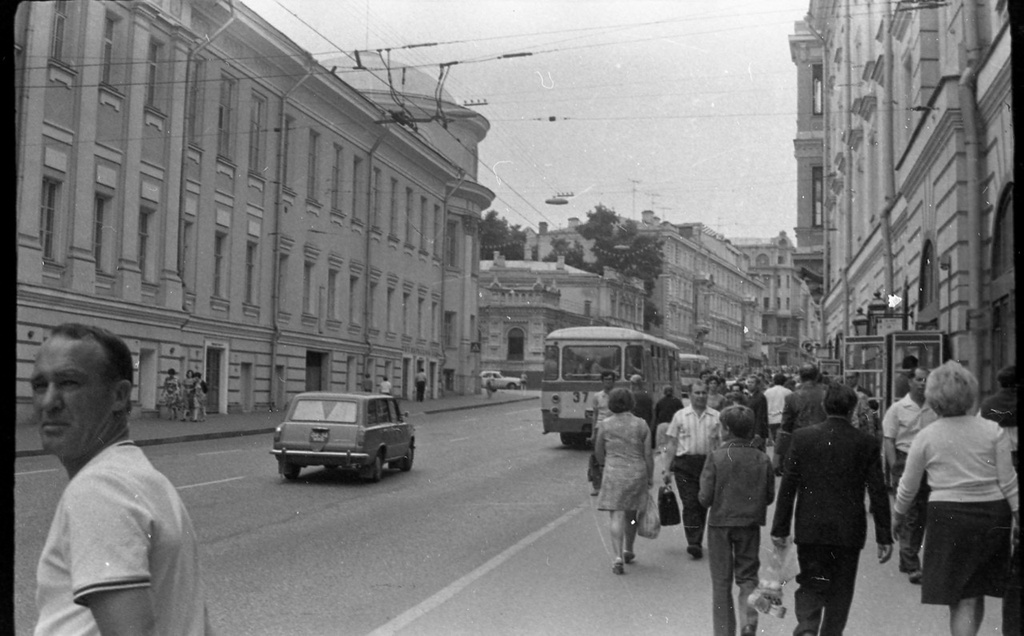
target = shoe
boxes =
[740,625,757,636]
[623,551,635,564]
[590,488,599,496]
[687,545,703,559]
[612,558,625,575]
[908,570,923,584]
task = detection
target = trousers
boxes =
[793,544,861,636]
[671,454,708,547]
[891,449,929,572]
[707,525,760,636]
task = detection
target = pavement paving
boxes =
[16,389,539,458]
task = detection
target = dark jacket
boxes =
[747,389,769,441]
[980,387,1017,430]
[770,416,892,549]
[654,395,684,425]
[774,381,828,468]
[632,390,655,446]
[699,437,775,527]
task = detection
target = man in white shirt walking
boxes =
[664,382,722,559]
[763,373,791,444]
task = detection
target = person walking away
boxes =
[893,361,1018,636]
[160,368,182,421]
[773,364,827,475]
[192,372,207,422]
[845,372,881,441]
[181,369,198,422]
[629,374,655,443]
[771,384,893,636]
[379,375,393,395]
[745,374,770,445]
[707,376,726,411]
[699,406,775,636]
[587,371,617,496]
[664,381,721,559]
[30,323,212,633]
[594,387,655,575]
[882,366,937,584]
[415,368,427,402]
[763,373,791,445]
[654,386,685,475]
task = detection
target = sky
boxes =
[243,0,811,242]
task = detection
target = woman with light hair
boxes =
[894,360,1019,636]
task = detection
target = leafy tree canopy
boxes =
[479,210,525,260]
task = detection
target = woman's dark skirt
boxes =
[922,499,1013,605]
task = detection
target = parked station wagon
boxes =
[271,392,414,482]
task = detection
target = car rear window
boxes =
[291,399,358,423]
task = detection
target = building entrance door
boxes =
[205,348,222,414]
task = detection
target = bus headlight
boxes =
[551,394,560,404]
[550,407,560,416]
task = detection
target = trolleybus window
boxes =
[543,345,559,380]
[626,345,644,378]
[562,345,621,380]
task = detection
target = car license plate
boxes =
[310,429,329,443]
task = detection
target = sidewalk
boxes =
[16,390,539,458]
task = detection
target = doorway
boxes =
[305,351,325,392]
[240,362,253,412]
[138,348,157,411]
[205,348,223,414]
[402,358,411,400]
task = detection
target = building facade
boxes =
[792,1,1013,392]
[478,255,645,386]
[15,0,493,420]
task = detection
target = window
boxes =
[306,130,319,200]
[217,75,236,159]
[182,220,194,283]
[303,262,314,314]
[145,40,162,108]
[584,300,591,316]
[94,195,107,271]
[248,93,266,174]
[332,146,344,212]
[368,282,377,323]
[992,295,1015,373]
[446,221,458,266]
[386,287,394,332]
[371,167,381,225]
[351,156,363,222]
[402,292,410,334]
[764,297,770,310]
[277,255,288,307]
[561,345,621,380]
[213,232,227,297]
[785,297,790,310]
[39,178,61,261]
[507,328,525,361]
[433,204,442,255]
[389,178,399,235]
[812,64,823,115]
[244,241,257,304]
[418,298,425,338]
[812,166,823,228]
[405,187,414,244]
[777,255,784,265]
[992,186,1013,279]
[282,116,294,187]
[187,58,205,145]
[348,275,359,323]
[918,240,937,309]
[444,311,456,348]
[420,196,428,250]
[431,301,438,341]
[50,1,68,61]
[327,269,338,319]
[101,16,116,85]
[138,208,153,281]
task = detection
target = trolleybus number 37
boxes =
[572,391,589,403]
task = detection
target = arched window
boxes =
[918,240,937,309]
[507,327,524,361]
[992,184,1014,279]
[756,253,770,267]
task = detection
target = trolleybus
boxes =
[677,353,710,396]
[541,326,679,446]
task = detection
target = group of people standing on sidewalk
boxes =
[159,367,207,422]
[587,360,1018,636]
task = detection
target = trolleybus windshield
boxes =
[561,345,621,380]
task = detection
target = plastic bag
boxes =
[748,540,799,619]
[636,491,661,539]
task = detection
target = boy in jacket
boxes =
[699,405,776,636]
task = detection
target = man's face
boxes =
[601,375,615,391]
[690,385,709,410]
[31,336,129,463]
[745,376,758,392]
[909,369,928,399]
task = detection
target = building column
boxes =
[158,28,189,309]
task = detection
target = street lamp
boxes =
[866,291,888,335]
[852,308,870,336]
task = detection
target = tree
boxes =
[478,210,525,260]
[542,237,591,272]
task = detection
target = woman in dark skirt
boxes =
[894,361,1019,636]
[594,387,654,575]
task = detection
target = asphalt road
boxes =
[14,403,1007,635]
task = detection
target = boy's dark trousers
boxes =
[707,525,760,636]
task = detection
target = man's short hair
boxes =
[772,373,787,386]
[996,365,1017,388]
[662,386,674,397]
[600,370,617,381]
[607,387,635,414]
[822,383,859,416]
[690,381,708,394]
[798,364,819,383]
[48,323,133,386]
[901,355,919,370]
[629,374,643,385]
[720,405,754,439]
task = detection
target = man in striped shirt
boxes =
[664,382,722,559]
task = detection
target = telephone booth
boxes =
[885,331,950,409]
[843,336,887,402]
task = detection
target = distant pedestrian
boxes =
[774,364,827,475]
[980,365,1018,469]
[745,374,769,443]
[192,372,207,422]
[893,354,919,402]
[707,375,726,411]
[771,383,893,636]
[363,373,374,393]
[520,373,528,391]
[763,373,791,444]
[588,371,617,496]
[30,323,212,633]
[379,376,392,395]
[594,387,654,575]
[160,368,182,420]
[700,405,775,636]
[181,370,198,422]
[894,361,1018,636]
[629,374,655,441]
[654,386,684,448]
[415,368,427,402]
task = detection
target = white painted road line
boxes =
[14,468,59,476]
[176,476,247,490]
[366,504,586,636]
[197,449,248,456]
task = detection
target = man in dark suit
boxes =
[773,363,828,475]
[770,384,893,636]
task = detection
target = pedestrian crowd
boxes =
[588,361,1018,636]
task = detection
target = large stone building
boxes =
[478,254,645,386]
[525,212,766,374]
[15,0,493,420]
[791,1,1013,391]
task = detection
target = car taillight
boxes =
[356,426,364,446]
[273,425,282,444]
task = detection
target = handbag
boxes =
[637,490,661,539]
[658,485,681,526]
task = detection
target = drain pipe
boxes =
[269,60,315,409]
[959,0,983,377]
[841,0,853,337]
[362,127,392,379]
[176,0,236,295]
[879,5,896,296]
[437,169,467,382]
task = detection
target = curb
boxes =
[15,395,539,459]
